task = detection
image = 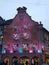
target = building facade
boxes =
[42,28,49,64]
[0,7,49,65]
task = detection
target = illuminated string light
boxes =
[29,49,33,53]
[19,48,23,53]
[2,49,6,54]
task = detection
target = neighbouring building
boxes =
[0,7,49,65]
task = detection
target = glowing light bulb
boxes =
[19,48,23,53]
[38,49,42,53]
[2,49,6,54]
[29,49,33,53]
[10,49,13,53]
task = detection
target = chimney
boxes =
[39,21,43,27]
[17,6,27,13]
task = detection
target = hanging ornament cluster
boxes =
[2,42,45,54]
[2,49,6,54]
[23,33,30,39]
[19,48,23,53]
[13,34,19,40]
[38,49,42,54]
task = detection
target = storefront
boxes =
[45,52,49,64]
[2,52,41,65]
[0,7,49,65]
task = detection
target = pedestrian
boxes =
[25,61,28,65]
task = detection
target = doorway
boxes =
[31,56,39,65]
[4,57,9,65]
[19,56,30,65]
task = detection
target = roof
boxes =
[42,27,49,34]
[5,19,13,25]
[0,19,13,26]
[0,16,3,21]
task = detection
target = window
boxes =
[13,26,18,30]
[13,34,19,40]
[23,25,28,29]
[23,33,30,39]
[44,33,48,40]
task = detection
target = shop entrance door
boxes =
[12,56,18,65]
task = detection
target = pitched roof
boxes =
[42,27,49,34]
[0,19,13,26]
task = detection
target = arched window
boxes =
[19,56,30,65]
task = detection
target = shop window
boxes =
[19,56,30,65]
[32,56,39,65]
[12,56,18,63]
[31,59,34,65]
[46,57,49,64]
